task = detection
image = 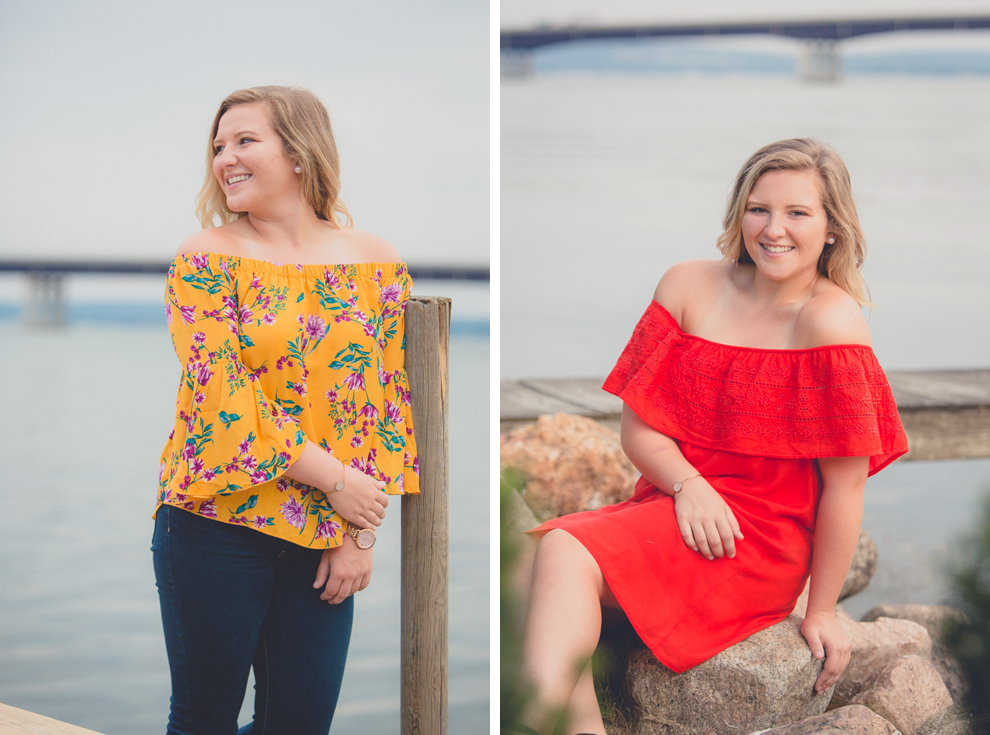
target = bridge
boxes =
[501,14,990,81]
[0,259,489,327]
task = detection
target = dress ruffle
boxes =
[603,300,908,474]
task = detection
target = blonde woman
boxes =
[516,139,908,735]
[153,86,418,734]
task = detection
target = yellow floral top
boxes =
[157,253,419,548]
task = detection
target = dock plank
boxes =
[501,370,990,460]
[0,703,105,735]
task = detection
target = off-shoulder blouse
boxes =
[157,253,419,549]
[603,300,908,473]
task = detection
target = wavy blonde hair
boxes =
[716,138,871,306]
[195,85,352,229]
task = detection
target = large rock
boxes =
[851,655,952,735]
[760,704,900,734]
[840,532,879,601]
[914,704,977,735]
[500,413,638,520]
[831,615,932,709]
[860,604,969,703]
[600,616,832,735]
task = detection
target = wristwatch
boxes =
[345,525,376,549]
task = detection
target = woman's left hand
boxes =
[800,610,851,694]
[313,533,374,604]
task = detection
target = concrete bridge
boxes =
[501,14,990,81]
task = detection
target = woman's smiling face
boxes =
[741,168,831,284]
[211,102,299,216]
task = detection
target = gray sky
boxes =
[0,0,488,265]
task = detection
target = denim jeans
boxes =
[152,504,354,735]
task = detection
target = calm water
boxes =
[501,73,990,616]
[0,318,488,734]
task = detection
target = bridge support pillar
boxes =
[501,50,534,80]
[799,40,842,83]
[26,272,67,327]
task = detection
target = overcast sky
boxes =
[0,0,488,265]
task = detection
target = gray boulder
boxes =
[840,532,879,601]
[914,704,976,735]
[600,615,831,735]
[850,655,952,735]
[759,704,901,734]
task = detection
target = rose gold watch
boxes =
[345,525,376,549]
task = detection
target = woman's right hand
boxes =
[328,466,388,528]
[673,479,744,560]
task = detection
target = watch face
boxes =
[356,529,375,549]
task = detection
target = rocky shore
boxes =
[502,413,976,735]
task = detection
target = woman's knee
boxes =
[533,530,601,581]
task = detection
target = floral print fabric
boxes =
[158,253,419,548]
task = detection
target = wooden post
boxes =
[401,295,451,735]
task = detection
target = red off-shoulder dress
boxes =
[531,300,909,673]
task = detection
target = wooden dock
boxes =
[0,702,105,735]
[501,369,990,461]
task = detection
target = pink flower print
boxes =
[290,382,307,397]
[202,468,217,481]
[276,356,287,370]
[262,313,276,326]
[242,455,258,471]
[280,496,306,529]
[359,403,379,421]
[378,367,391,387]
[253,515,268,530]
[250,469,269,484]
[192,331,207,344]
[183,500,196,511]
[385,400,402,423]
[279,452,291,464]
[194,392,205,405]
[413,456,420,474]
[196,365,214,386]
[343,372,365,391]
[180,305,197,325]
[324,269,340,289]
[305,314,326,341]
[190,457,204,475]
[239,305,253,323]
[363,323,377,338]
[351,435,363,448]
[238,437,253,454]
[353,310,367,323]
[396,473,404,492]
[168,428,175,440]
[190,253,209,268]
[198,498,217,518]
[181,442,196,461]
[381,283,402,303]
[297,314,305,327]
[316,519,341,540]
[165,302,173,325]
[326,388,339,402]
[251,275,262,289]
[276,477,291,492]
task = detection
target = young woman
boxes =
[517,139,908,735]
[153,85,418,735]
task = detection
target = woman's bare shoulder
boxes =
[796,285,871,348]
[174,224,243,258]
[341,228,402,262]
[652,259,728,316]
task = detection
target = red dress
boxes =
[531,301,908,673]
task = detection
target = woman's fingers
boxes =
[728,508,745,541]
[677,518,699,552]
[313,550,333,589]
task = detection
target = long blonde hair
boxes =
[716,138,871,306]
[195,85,352,229]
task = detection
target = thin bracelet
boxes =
[673,473,701,493]
[333,462,346,493]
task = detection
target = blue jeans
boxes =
[152,504,353,735]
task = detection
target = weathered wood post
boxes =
[401,295,451,735]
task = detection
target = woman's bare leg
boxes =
[565,660,606,735]
[519,529,614,734]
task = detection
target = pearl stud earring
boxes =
[826,235,836,244]
[294,166,302,174]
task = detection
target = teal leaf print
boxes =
[240,333,255,349]
[295,430,306,446]
[234,495,259,515]
[219,411,242,429]
[296,291,305,303]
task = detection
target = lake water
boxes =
[0,292,489,734]
[501,73,990,616]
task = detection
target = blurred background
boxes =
[0,1,488,733]
[501,0,990,618]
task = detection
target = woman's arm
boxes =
[800,455,868,694]
[621,406,744,560]
[283,442,388,529]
